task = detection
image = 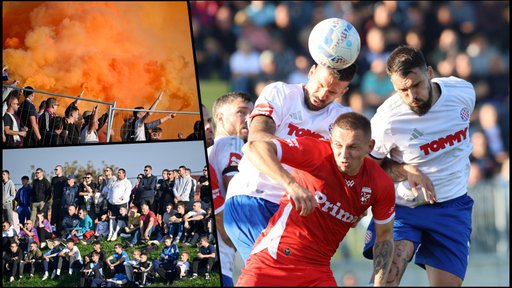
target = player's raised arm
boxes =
[372,219,394,286]
[247,115,277,142]
[242,140,317,216]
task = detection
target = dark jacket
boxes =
[137,175,157,200]
[31,177,51,202]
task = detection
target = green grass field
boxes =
[3,239,220,287]
[198,79,230,114]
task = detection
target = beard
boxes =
[409,83,434,116]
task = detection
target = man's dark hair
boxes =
[133,106,144,118]
[144,165,152,170]
[386,45,427,77]
[3,170,9,175]
[331,63,358,82]
[212,91,254,117]
[21,175,29,181]
[333,112,372,140]
[65,105,79,118]
[118,168,126,174]
[179,165,186,170]
[24,86,34,98]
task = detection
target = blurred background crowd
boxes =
[192,0,509,187]
[191,1,509,285]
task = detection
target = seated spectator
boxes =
[69,208,94,244]
[42,238,63,280]
[106,243,130,275]
[159,203,175,240]
[61,205,80,238]
[36,212,54,248]
[190,236,216,280]
[169,202,185,243]
[3,241,23,282]
[133,253,154,286]
[83,240,106,269]
[120,205,140,240]
[183,201,207,246]
[2,220,18,251]
[149,126,163,141]
[158,251,190,285]
[19,241,43,279]
[92,273,128,287]
[79,251,104,287]
[123,249,142,285]
[18,219,40,252]
[108,206,129,242]
[129,203,157,246]
[56,239,83,277]
[153,236,179,273]
[86,212,109,243]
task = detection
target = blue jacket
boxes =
[160,244,179,263]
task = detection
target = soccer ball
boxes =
[308,18,361,70]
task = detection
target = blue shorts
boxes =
[222,273,234,287]
[223,195,280,263]
[362,194,473,280]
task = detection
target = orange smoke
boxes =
[3,1,199,138]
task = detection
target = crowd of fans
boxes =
[192,1,509,183]
[2,164,217,285]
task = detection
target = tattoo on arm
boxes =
[381,158,407,182]
[373,240,394,286]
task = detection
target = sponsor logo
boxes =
[315,191,359,224]
[419,127,468,156]
[460,107,470,121]
[212,187,221,199]
[227,152,242,167]
[289,111,303,122]
[345,179,354,187]
[284,139,299,148]
[364,230,372,244]
[409,128,424,141]
[287,123,323,139]
[360,186,372,205]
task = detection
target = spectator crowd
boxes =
[192,1,509,183]
[2,163,217,285]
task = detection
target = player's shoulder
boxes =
[364,157,393,185]
[433,76,475,102]
[260,81,303,100]
[373,93,405,122]
[433,76,473,90]
[326,101,352,114]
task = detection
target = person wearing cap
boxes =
[38,97,60,144]
[16,86,42,146]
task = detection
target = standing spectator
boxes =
[173,166,192,209]
[37,100,47,121]
[156,169,174,220]
[3,241,23,282]
[197,166,211,209]
[18,219,39,252]
[130,174,144,206]
[51,165,67,232]
[63,104,81,144]
[60,205,80,239]
[41,238,63,280]
[3,170,16,225]
[80,105,101,143]
[19,241,43,279]
[190,236,216,280]
[3,220,18,250]
[185,168,197,211]
[36,212,53,248]
[15,175,33,226]
[108,168,132,222]
[136,165,157,209]
[3,95,26,147]
[130,203,157,246]
[56,239,83,277]
[77,172,98,219]
[201,104,214,148]
[30,168,51,224]
[16,86,42,146]
[38,97,60,144]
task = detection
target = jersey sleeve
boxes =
[370,109,395,160]
[274,137,329,174]
[220,137,244,177]
[371,171,395,224]
[248,83,285,125]
[209,164,225,214]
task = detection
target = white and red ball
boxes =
[308,18,361,70]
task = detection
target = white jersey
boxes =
[226,81,352,204]
[134,119,146,141]
[80,125,99,143]
[207,135,243,279]
[371,76,475,205]
[207,136,244,198]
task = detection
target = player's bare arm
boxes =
[247,115,277,142]
[243,140,317,216]
[380,156,436,204]
[372,220,395,287]
[215,211,235,248]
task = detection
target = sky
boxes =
[3,141,207,187]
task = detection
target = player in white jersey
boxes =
[362,46,475,286]
[206,92,254,286]
[224,63,357,263]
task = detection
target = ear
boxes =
[308,64,317,79]
[368,139,375,153]
[427,66,434,80]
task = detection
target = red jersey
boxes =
[243,137,395,280]
[140,211,157,228]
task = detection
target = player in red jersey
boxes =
[236,112,396,286]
